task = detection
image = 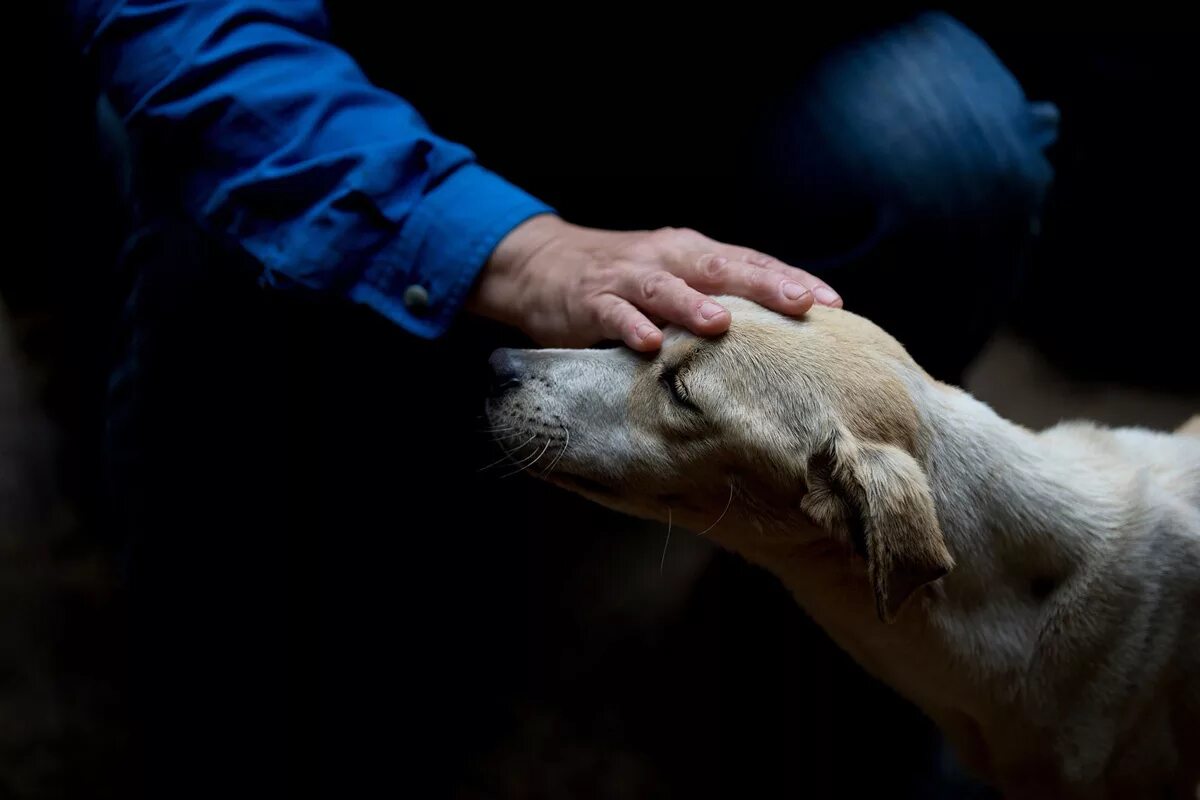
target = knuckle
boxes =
[747,266,776,293]
[744,250,776,268]
[581,257,618,290]
[624,241,658,261]
[652,226,682,247]
[579,270,608,294]
[640,271,674,299]
[698,253,725,280]
[592,298,623,331]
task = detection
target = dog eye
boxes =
[660,370,700,412]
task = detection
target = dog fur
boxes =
[485,298,1200,798]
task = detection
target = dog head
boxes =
[485,298,953,621]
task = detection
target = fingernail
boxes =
[814,287,840,305]
[635,323,656,340]
[699,301,726,320]
[781,281,809,301]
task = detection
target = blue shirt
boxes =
[69,0,553,338]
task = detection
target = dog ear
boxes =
[802,429,953,622]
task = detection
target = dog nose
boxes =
[488,349,524,394]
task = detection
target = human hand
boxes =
[468,215,841,351]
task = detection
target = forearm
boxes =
[70,0,551,337]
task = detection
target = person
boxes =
[63,2,1057,797]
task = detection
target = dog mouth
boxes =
[485,410,615,496]
[486,420,590,484]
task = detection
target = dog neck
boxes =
[864,378,1136,707]
[734,376,1135,714]
[714,371,1193,793]
[916,380,1129,603]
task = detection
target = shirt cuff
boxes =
[350,163,553,339]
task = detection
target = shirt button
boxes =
[403,284,431,315]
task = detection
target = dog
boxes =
[485,297,1200,799]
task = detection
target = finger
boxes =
[674,252,816,315]
[684,234,843,308]
[731,249,842,308]
[590,293,664,351]
[615,268,731,336]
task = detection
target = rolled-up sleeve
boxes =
[70,0,552,337]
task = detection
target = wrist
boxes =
[489,214,569,272]
[468,214,568,327]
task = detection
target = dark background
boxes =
[5,8,1197,798]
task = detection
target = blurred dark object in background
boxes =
[329,9,1199,391]
[972,26,1200,392]
[9,9,1198,799]
[0,7,132,798]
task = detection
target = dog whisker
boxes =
[478,433,536,471]
[697,483,735,537]
[500,439,552,478]
[541,426,570,476]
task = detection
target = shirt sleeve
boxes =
[69,0,553,338]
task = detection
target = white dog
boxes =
[485,298,1200,799]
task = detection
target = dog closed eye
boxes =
[660,370,701,413]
